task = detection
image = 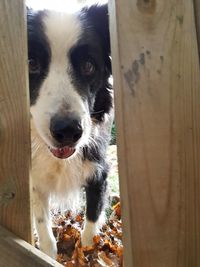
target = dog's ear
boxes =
[83,4,111,73]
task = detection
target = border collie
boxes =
[27,4,113,258]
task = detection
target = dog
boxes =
[27,4,113,258]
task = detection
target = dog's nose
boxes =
[50,116,83,146]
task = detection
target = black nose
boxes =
[50,116,83,146]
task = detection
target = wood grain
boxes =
[0,225,62,267]
[0,1,32,242]
[109,0,200,266]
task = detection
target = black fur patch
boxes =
[69,4,112,122]
[85,168,108,222]
[82,4,111,60]
[27,9,51,105]
[82,5,112,122]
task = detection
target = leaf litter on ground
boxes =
[52,200,123,267]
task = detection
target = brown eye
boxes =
[29,59,40,74]
[81,60,95,76]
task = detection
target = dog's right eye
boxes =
[80,60,96,77]
[29,58,41,75]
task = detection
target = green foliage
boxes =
[110,122,116,145]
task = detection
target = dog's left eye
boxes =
[80,60,95,76]
[29,58,41,75]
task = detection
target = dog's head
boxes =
[27,5,112,159]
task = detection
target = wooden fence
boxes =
[0,0,200,266]
[110,0,200,266]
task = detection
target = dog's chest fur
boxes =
[31,120,97,209]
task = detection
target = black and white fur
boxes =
[27,4,113,258]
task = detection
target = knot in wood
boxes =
[137,0,156,14]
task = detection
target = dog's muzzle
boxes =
[49,115,83,159]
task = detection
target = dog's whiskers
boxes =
[91,110,104,115]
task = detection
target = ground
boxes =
[107,145,119,196]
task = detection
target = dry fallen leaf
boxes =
[51,201,122,266]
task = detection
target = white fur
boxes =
[82,212,105,246]
[31,121,97,209]
[82,220,99,246]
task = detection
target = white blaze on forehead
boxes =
[43,11,82,63]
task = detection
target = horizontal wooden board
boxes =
[0,225,62,267]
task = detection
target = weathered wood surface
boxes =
[109,0,200,266]
[0,225,62,267]
[0,0,32,242]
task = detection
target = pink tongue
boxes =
[50,146,75,159]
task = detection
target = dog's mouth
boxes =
[48,146,76,159]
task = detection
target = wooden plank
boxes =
[0,225,62,267]
[0,1,32,242]
[109,0,200,266]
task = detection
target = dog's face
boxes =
[28,5,112,159]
